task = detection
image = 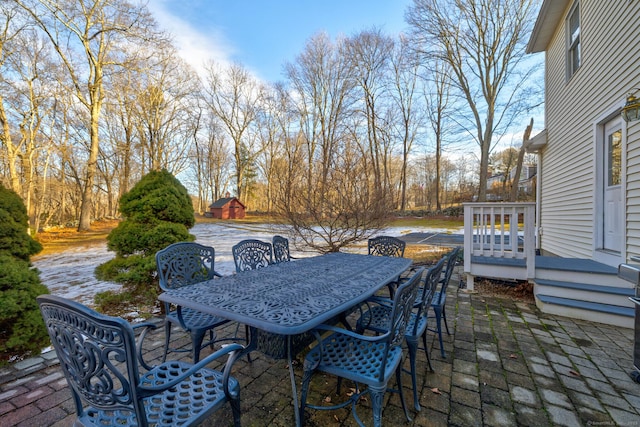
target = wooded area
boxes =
[0,0,541,234]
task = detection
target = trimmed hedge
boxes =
[95,170,195,313]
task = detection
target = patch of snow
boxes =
[32,222,461,307]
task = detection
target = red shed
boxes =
[208,196,246,219]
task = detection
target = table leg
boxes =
[288,336,302,427]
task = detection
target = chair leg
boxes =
[191,329,206,363]
[245,324,252,363]
[369,383,386,427]
[299,368,314,423]
[434,307,446,358]
[405,337,420,411]
[386,282,395,299]
[395,364,411,422]
[422,330,434,372]
[163,321,172,362]
[443,306,450,335]
[230,393,241,427]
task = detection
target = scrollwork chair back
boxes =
[232,239,273,272]
[272,235,291,263]
[368,235,406,258]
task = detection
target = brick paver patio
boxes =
[1,269,639,426]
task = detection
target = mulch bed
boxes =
[472,278,535,303]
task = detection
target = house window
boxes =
[608,129,621,186]
[567,2,581,77]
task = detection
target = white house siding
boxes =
[538,1,640,262]
[628,122,640,260]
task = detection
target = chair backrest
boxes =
[232,239,273,272]
[368,236,406,258]
[156,242,218,291]
[409,257,445,336]
[435,246,460,305]
[385,267,423,352]
[272,235,291,263]
[37,295,146,424]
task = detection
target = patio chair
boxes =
[430,246,461,358]
[156,242,230,363]
[299,267,424,427]
[368,235,406,257]
[272,235,294,263]
[368,235,407,298]
[356,258,445,411]
[37,294,243,427]
[232,239,273,272]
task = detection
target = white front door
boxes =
[603,118,622,253]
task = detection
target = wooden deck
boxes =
[467,253,634,328]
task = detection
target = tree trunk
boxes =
[78,88,102,231]
[510,118,533,202]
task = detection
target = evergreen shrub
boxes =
[0,184,48,362]
[95,170,195,314]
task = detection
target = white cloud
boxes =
[146,1,235,75]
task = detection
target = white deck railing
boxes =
[463,202,536,281]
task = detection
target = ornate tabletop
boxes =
[158,252,412,335]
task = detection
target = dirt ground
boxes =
[35,219,120,256]
[472,278,535,303]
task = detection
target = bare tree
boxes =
[390,34,423,211]
[0,3,26,195]
[203,62,262,202]
[6,27,57,228]
[16,0,155,230]
[407,0,540,202]
[422,59,456,211]
[509,117,533,201]
[345,28,394,194]
[190,104,231,211]
[134,41,199,175]
[281,32,391,252]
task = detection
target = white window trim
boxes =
[592,105,626,267]
[566,1,581,80]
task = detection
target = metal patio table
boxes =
[158,251,412,426]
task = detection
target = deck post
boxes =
[463,204,475,290]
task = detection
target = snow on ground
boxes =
[32,222,462,307]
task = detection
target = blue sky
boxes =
[148,0,413,82]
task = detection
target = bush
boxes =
[0,255,50,361]
[0,184,48,362]
[0,186,42,260]
[95,170,195,314]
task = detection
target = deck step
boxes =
[535,257,618,274]
[535,279,635,296]
[535,294,634,328]
[534,260,632,287]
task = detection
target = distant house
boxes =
[208,196,246,219]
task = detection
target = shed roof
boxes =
[209,197,245,209]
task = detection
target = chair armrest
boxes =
[175,305,190,331]
[138,343,245,399]
[365,295,393,307]
[313,323,389,343]
[132,322,159,371]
